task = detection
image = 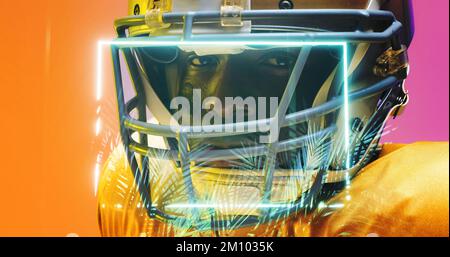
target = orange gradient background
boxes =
[0,0,126,236]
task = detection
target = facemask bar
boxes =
[110,9,408,230]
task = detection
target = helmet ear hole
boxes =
[279,0,294,9]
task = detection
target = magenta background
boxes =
[382,0,449,143]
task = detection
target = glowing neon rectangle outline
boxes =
[95,40,351,208]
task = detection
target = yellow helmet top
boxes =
[124,0,373,36]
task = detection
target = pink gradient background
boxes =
[383,0,449,143]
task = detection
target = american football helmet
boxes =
[105,0,414,233]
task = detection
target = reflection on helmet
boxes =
[99,0,414,235]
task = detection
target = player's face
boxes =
[135,47,301,150]
[180,49,300,148]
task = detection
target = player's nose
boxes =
[213,61,256,117]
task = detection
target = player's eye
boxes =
[261,54,295,68]
[189,55,219,67]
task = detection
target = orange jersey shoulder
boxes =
[312,142,449,237]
